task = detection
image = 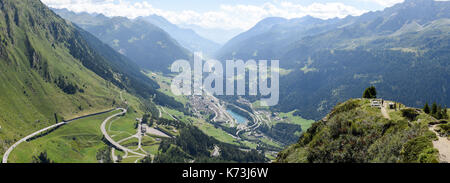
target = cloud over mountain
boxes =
[42,0,371,30]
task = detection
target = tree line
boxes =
[153,126,266,163]
[423,102,448,120]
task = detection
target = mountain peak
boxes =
[288,15,324,25]
[257,17,287,25]
[405,0,433,3]
[300,15,317,21]
[249,17,287,33]
[396,0,438,8]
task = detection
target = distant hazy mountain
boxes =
[53,9,190,73]
[218,0,450,120]
[138,15,221,57]
[215,16,344,61]
[178,24,243,45]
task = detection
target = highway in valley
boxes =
[2,122,66,163]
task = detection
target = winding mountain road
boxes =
[2,108,116,163]
[2,122,66,163]
[2,92,147,163]
[100,108,145,157]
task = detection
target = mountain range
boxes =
[138,15,221,57]
[1,0,449,163]
[178,23,243,45]
[52,9,191,73]
[217,0,450,120]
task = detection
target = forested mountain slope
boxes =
[217,0,450,120]
[53,9,191,73]
[139,15,221,57]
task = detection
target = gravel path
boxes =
[430,125,450,163]
[381,103,391,120]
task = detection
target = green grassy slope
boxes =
[277,99,440,163]
[0,0,150,156]
[107,109,139,141]
[277,110,315,131]
[8,111,118,163]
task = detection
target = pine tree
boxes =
[431,102,438,115]
[443,106,448,119]
[362,86,377,99]
[369,86,377,99]
[363,88,371,98]
[423,103,430,114]
[437,105,443,119]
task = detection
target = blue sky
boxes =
[42,0,405,30]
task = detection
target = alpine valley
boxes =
[0,0,448,163]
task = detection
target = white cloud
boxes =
[41,0,368,30]
[364,0,404,7]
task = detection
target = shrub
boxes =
[401,109,419,121]
[418,148,439,163]
[400,136,436,163]
[329,100,360,118]
[32,152,53,163]
[437,123,450,137]
[424,130,438,141]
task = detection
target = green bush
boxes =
[401,109,419,121]
[418,148,439,163]
[329,100,360,118]
[400,136,437,163]
[32,151,53,163]
[424,130,438,141]
[437,123,450,137]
